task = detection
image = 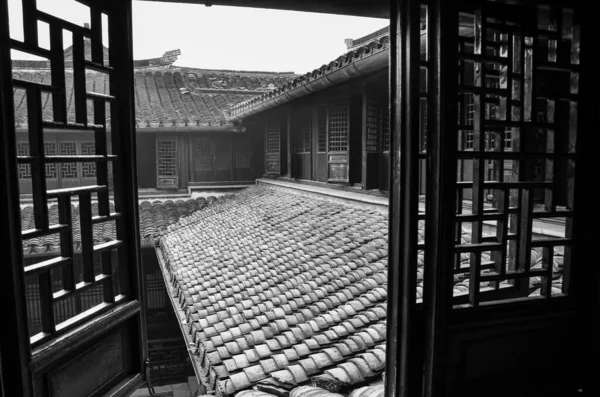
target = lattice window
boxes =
[60,142,78,178]
[328,97,349,152]
[157,140,177,177]
[317,106,327,153]
[80,142,96,178]
[266,120,280,154]
[382,107,390,152]
[44,142,57,179]
[8,0,138,351]
[454,4,578,305]
[366,97,380,152]
[504,128,513,150]
[463,93,475,149]
[17,142,31,179]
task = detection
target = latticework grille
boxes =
[44,142,57,178]
[266,120,280,154]
[17,141,31,179]
[366,97,380,152]
[317,106,327,153]
[60,142,78,178]
[8,0,134,347]
[328,97,349,152]
[80,142,96,178]
[382,107,390,152]
[453,3,578,306]
[157,140,177,177]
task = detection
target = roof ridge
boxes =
[175,66,298,76]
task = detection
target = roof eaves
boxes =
[228,36,390,122]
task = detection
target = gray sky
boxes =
[8,0,388,73]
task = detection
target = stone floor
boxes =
[130,380,197,397]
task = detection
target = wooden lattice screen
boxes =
[366,96,380,153]
[327,97,349,152]
[157,137,178,189]
[317,106,327,153]
[7,2,139,348]
[265,116,280,174]
[454,2,578,306]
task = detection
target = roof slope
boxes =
[157,185,565,396]
[12,64,297,129]
[229,36,390,122]
[21,196,221,255]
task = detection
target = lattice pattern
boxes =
[17,141,31,179]
[453,3,578,306]
[44,142,57,178]
[317,106,327,153]
[366,97,380,152]
[60,142,78,178]
[157,140,177,177]
[382,107,390,152]
[8,0,131,347]
[266,120,280,154]
[328,97,349,152]
[80,142,96,178]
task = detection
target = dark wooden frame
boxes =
[2,1,600,396]
[1,0,148,395]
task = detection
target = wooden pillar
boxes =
[286,107,292,178]
[422,0,458,395]
[361,85,368,190]
[576,3,600,394]
[0,0,34,394]
[385,0,422,396]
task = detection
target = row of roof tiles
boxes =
[159,186,565,397]
[12,68,297,129]
[229,36,390,119]
[20,196,221,255]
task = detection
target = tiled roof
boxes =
[229,36,390,121]
[20,196,221,255]
[11,65,297,129]
[344,26,390,52]
[157,185,566,397]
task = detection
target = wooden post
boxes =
[361,84,368,190]
[286,107,292,178]
[0,0,34,394]
[385,0,422,395]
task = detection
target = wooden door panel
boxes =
[234,139,253,181]
[312,106,328,182]
[327,97,349,183]
[214,139,232,182]
[194,139,215,182]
